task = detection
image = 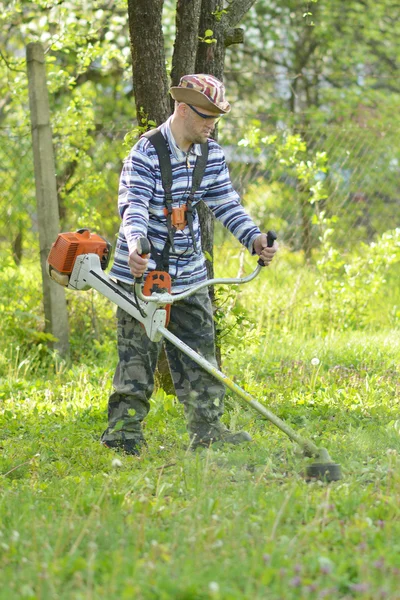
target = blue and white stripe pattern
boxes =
[109,116,261,292]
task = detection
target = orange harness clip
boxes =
[164,205,187,230]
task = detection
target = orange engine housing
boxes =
[47,229,111,275]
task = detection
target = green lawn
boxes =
[1,325,399,599]
[1,240,399,598]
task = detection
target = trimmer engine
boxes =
[47,229,111,286]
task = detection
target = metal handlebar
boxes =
[134,264,262,305]
[134,230,277,306]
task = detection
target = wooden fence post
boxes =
[26,42,69,357]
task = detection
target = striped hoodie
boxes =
[109,116,261,292]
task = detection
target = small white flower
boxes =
[209,582,220,594]
[311,357,320,366]
[112,458,123,468]
[11,531,20,542]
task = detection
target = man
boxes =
[102,74,277,455]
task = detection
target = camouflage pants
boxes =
[101,287,225,444]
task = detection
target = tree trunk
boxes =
[195,0,257,283]
[127,0,170,127]
[194,1,226,366]
[127,0,173,392]
[195,0,226,268]
[26,42,70,357]
[171,0,202,88]
[196,0,226,80]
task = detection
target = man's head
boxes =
[170,74,231,114]
[170,74,230,146]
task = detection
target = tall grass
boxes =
[0,241,399,599]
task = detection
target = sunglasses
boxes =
[187,104,222,121]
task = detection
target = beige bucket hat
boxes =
[170,74,231,114]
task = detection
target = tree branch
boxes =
[371,81,400,94]
[171,0,202,86]
[224,27,244,47]
[224,0,257,28]
[0,48,25,73]
[367,40,398,72]
[0,93,12,122]
[240,47,291,71]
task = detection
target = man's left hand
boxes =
[253,233,278,266]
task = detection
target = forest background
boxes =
[0,1,400,599]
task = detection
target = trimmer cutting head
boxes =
[302,446,342,482]
[306,462,342,482]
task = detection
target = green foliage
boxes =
[212,7,228,22]
[0,255,117,376]
[273,134,328,205]
[221,1,400,253]
[315,227,400,330]
[1,0,134,253]
[2,0,399,265]
[198,29,217,44]
[123,108,157,152]
[212,231,400,344]
[239,129,328,204]
[226,0,400,124]
[214,284,256,359]
[236,129,329,252]
[0,256,52,353]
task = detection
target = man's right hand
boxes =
[128,249,149,278]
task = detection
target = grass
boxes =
[1,246,400,599]
[1,327,400,600]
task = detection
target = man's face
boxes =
[183,104,222,144]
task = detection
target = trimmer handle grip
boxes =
[134,238,151,284]
[137,237,151,257]
[257,230,277,266]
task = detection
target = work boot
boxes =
[190,422,252,450]
[102,437,144,456]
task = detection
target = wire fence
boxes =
[1,121,399,267]
[226,124,400,252]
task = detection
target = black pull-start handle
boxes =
[257,230,277,267]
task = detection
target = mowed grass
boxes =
[1,324,399,600]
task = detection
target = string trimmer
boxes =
[47,228,342,482]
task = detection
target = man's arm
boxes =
[203,147,277,265]
[118,141,155,276]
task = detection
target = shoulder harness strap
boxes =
[142,129,175,252]
[191,143,209,196]
[187,142,208,253]
[142,129,209,257]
